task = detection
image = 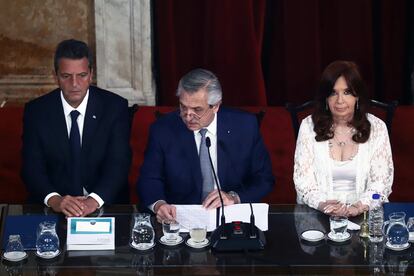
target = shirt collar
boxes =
[60,89,89,117]
[194,112,217,136]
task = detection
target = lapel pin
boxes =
[227,130,230,134]
[92,115,97,119]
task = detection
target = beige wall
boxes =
[0,0,95,105]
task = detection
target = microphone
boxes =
[205,137,226,227]
[205,137,266,251]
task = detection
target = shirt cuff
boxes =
[44,192,61,207]
[149,200,166,213]
[228,191,240,204]
[88,193,104,208]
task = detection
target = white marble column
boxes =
[95,0,155,106]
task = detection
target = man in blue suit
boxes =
[137,69,274,222]
[22,39,131,217]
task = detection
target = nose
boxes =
[71,75,79,87]
[336,93,344,103]
[182,112,195,121]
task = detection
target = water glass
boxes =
[131,213,155,250]
[3,235,26,262]
[162,219,180,242]
[407,217,414,241]
[36,221,60,258]
[329,216,348,239]
[190,224,207,243]
[383,212,409,248]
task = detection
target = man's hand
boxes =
[154,202,176,223]
[80,197,99,216]
[48,195,86,217]
[202,190,238,210]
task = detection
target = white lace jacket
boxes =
[294,114,394,209]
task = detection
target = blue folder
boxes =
[2,215,59,250]
[383,203,414,220]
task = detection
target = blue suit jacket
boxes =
[137,107,274,207]
[21,86,131,204]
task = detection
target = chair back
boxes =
[369,100,398,136]
[128,104,139,128]
[285,99,398,140]
[285,101,316,140]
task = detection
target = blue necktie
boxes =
[69,110,82,195]
[199,129,214,200]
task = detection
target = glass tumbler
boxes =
[3,234,27,262]
[36,221,60,259]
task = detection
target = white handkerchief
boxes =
[348,220,361,230]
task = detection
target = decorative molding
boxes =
[94,0,155,106]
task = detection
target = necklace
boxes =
[329,139,347,147]
[330,137,349,147]
[329,124,356,147]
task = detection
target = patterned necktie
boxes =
[199,128,214,200]
[69,110,82,195]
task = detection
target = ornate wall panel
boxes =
[95,0,155,105]
[0,0,95,105]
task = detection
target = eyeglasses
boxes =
[180,105,213,121]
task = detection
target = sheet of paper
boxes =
[220,203,269,231]
[174,205,215,232]
[347,220,361,230]
[76,221,111,232]
[174,203,269,232]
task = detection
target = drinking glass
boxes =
[3,234,26,262]
[162,219,180,242]
[329,216,348,239]
[131,213,155,250]
[190,224,207,243]
[383,212,409,249]
[36,221,60,258]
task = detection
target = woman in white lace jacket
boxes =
[294,61,393,217]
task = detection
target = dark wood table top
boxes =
[1,204,413,275]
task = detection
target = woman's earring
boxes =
[325,102,328,111]
[356,99,359,110]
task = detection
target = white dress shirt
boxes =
[44,90,104,208]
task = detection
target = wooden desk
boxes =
[1,204,413,275]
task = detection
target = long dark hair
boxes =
[312,61,371,143]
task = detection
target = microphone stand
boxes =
[205,137,226,229]
[205,137,266,251]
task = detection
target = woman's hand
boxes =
[318,200,348,216]
[346,201,369,217]
[319,200,369,217]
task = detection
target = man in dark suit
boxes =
[22,39,131,217]
[137,68,274,222]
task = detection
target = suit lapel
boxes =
[49,90,70,162]
[176,114,203,200]
[217,110,230,190]
[82,87,102,155]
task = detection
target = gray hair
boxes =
[176,68,222,105]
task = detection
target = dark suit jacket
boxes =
[137,107,275,207]
[21,86,131,204]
